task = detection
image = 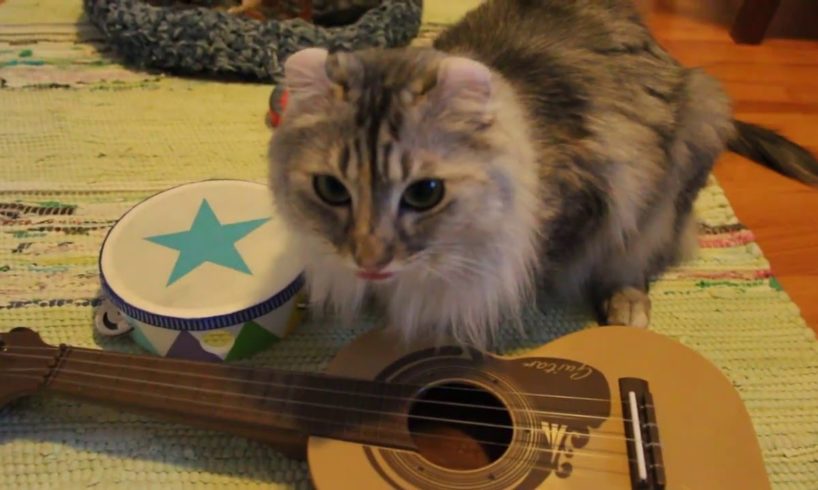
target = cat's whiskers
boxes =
[402,250,453,284]
[420,264,454,285]
[406,247,480,280]
[424,246,494,280]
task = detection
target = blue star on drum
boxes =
[145,199,270,286]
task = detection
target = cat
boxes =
[267,0,818,348]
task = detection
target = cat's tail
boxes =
[728,120,818,185]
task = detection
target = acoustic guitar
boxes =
[1,325,770,489]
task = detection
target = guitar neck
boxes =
[42,345,417,455]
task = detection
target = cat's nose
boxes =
[352,234,393,272]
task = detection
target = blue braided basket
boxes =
[83,0,423,82]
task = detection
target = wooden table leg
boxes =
[730,0,782,44]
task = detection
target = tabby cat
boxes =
[268,0,818,348]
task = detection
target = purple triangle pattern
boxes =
[165,330,223,363]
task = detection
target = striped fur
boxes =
[268,0,816,348]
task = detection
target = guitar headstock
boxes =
[0,327,57,407]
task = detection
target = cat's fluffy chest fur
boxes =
[268,0,816,348]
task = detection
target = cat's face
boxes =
[269,48,531,286]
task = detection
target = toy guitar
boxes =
[1,326,770,489]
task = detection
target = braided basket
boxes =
[83,0,423,81]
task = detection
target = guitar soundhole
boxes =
[407,382,512,470]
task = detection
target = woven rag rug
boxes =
[1,1,817,488]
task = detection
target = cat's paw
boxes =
[601,287,651,328]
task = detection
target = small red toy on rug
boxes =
[268,84,288,128]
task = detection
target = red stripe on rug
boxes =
[698,229,756,248]
[668,269,773,280]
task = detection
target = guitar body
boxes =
[0,325,770,489]
[310,327,770,490]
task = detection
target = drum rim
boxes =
[98,178,305,331]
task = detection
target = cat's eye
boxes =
[401,179,445,211]
[313,175,351,206]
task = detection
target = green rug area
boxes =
[1,1,816,488]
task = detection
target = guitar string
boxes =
[0,337,662,478]
[6,374,637,481]
[2,347,654,443]
[4,344,615,403]
[2,360,656,448]
[4,369,649,476]
[1,364,639,444]
[2,348,644,428]
[5,344,624,405]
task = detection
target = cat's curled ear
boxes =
[422,56,494,128]
[283,48,363,108]
[283,47,332,98]
[435,56,493,104]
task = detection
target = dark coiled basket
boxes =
[83,0,423,82]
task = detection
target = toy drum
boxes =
[95,179,306,362]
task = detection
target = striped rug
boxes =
[1,1,816,488]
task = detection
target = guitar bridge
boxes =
[619,378,666,489]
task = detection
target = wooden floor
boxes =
[638,1,818,333]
